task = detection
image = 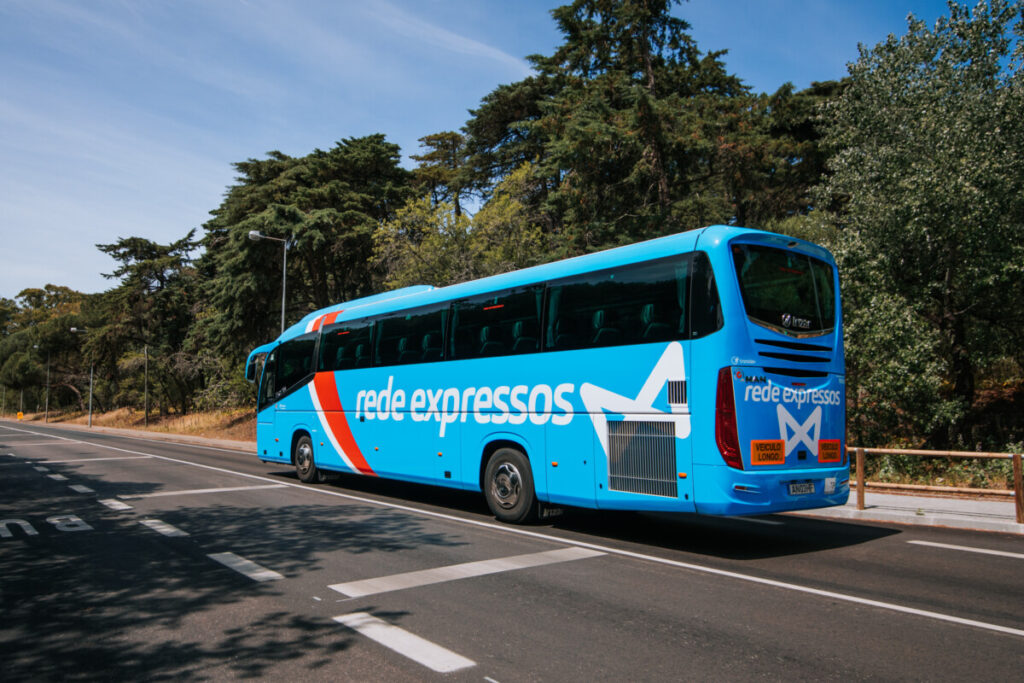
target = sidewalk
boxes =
[4,418,1021,535]
[792,490,1024,535]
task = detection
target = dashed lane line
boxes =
[329,547,605,598]
[99,498,133,511]
[69,484,94,494]
[140,519,189,537]
[118,484,287,499]
[47,473,67,481]
[333,612,476,673]
[208,552,284,582]
[908,540,1024,561]
[34,466,49,473]
[4,422,1024,640]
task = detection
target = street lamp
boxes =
[69,328,94,428]
[248,230,294,335]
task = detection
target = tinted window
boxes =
[732,244,835,334]
[545,255,712,351]
[319,319,373,371]
[450,287,543,360]
[690,252,723,338]
[374,304,448,366]
[257,349,277,410]
[277,333,317,393]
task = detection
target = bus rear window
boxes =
[731,244,835,335]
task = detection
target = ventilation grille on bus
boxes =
[667,380,687,404]
[607,421,677,497]
[755,338,832,365]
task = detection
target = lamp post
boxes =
[69,328,93,428]
[248,230,293,335]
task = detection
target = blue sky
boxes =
[0,0,956,301]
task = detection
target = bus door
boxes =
[256,345,285,462]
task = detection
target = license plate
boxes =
[788,482,815,496]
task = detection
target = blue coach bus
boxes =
[245,225,848,523]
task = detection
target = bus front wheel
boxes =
[484,448,537,524]
[294,435,323,483]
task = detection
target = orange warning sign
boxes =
[818,439,842,463]
[750,440,785,465]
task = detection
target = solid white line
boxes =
[5,421,1024,639]
[733,516,784,526]
[7,440,71,446]
[208,552,283,582]
[33,456,153,464]
[69,484,94,494]
[119,484,287,499]
[330,547,604,598]
[47,473,68,481]
[100,498,133,511]
[140,519,189,537]
[333,612,475,673]
[908,540,1024,561]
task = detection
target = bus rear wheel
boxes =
[484,448,537,524]
[294,435,323,483]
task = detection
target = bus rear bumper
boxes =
[692,463,850,516]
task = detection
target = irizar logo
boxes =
[581,342,690,457]
[777,404,821,456]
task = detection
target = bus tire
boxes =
[484,448,537,524]
[294,435,322,484]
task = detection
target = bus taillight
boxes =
[715,366,743,470]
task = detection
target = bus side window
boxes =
[257,350,277,410]
[689,251,723,338]
[451,287,542,360]
[372,303,447,367]
[544,256,689,351]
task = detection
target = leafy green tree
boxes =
[95,232,200,415]
[817,0,1024,447]
[411,132,469,216]
[198,135,412,358]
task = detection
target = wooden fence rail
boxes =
[849,447,1024,524]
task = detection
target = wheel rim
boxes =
[296,441,313,475]
[490,462,522,510]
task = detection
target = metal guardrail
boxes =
[849,447,1024,524]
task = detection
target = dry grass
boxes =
[11,406,256,442]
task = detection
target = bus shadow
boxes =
[548,508,901,560]
[267,469,900,561]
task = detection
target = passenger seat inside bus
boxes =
[511,320,538,353]
[421,333,442,362]
[478,326,506,357]
[354,343,370,368]
[397,337,419,364]
[641,303,672,341]
[591,309,622,346]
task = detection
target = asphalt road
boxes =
[2,419,1022,681]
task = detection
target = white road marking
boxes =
[207,552,283,582]
[47,473,67,481]
[333,612,475,673]
[7,440,72,446]
[34,466,49,472]
[33,456,153,464]
[733,516,784,526]
[100,498,133,511]
[908,540,1024,561]
[119,484,287,499]
[5,422,1024,640]
[140,519,189,537]
[69,484,94,494]
[330,547,604,598]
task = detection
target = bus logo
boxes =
[777,404,821,456]
[581,342,691,457]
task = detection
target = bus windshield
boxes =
[731,243,835,335]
